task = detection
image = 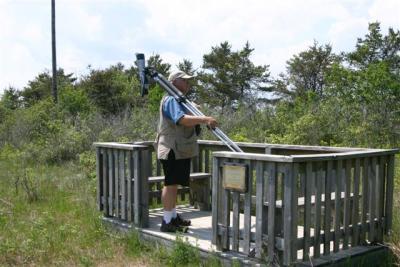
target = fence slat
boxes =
[102,148,109,216]
[351,158,360,246]
[361,157,369,243]
[156,158,161,176]
[324,161,333,255]
[292,163,299,262]
[140,149,150,227]
[343,159,352,249]
[198,148,203,172]
[314,163,322,257]
[156,181,162,204]
[212,156,220,247]
[267,162,277,263]
[119,150,126,220]
[369,157,377,243]
[134,149,141,225]
[334,160,342,252]
[108,149,114,216]
[385,155,395,234]
[255,161,265,258]
[221,189,231,250]
[114,150,120,219]
[205,149,210,173]
[96,147,103,211]
[303,161,312,259]
[376,156,385,242]
[243,160,253,255]
[125,150,134,225]
[232,191,240,252]
[283,163,297,264]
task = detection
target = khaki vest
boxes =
[156,95,198,160]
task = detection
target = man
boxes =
[156,70,217,232]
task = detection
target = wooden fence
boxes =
[94,140,397,266]
[211,149,397,266]
[95,142,151,227]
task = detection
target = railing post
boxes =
[385,155,395,234]
[127,150,133,222]
[369,157,377,243]
[102,148,109,217]
[283,162,298,266]
[108,149,114,217]
[192,155,199,173]
[255,161,266,259]
[267,162,277,264]
[96,147,103,211]
[140,149,151,227]
[211,155,220,248]
[119,150,126,220]
[212,155,228,251]
[133,148,150,228]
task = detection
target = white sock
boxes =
[172,208,177,218]
[163,210,173,224]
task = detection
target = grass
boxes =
[0,159,221,266]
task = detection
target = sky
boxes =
[0,0,399,95]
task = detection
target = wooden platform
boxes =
[103,205,263,266]
[144,206,347,260]
[95,141,397,266]
[103,205,390,266]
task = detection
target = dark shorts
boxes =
[160,150,191,186]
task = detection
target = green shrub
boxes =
[59,85,92,117]
[79,151,96,180]
[169,236,200,266]
[0,102,11,124]
[40,121,89,163]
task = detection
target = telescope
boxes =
[135,53,149,97]
[135,53,243,153]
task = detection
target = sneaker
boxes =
[172,213,191,227]
[160,219,188,233]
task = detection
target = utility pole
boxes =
[51,0,58,103]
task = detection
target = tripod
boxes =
[135,53,243,153]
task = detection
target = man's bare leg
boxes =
[162,185,178,223]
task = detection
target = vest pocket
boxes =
[175,137,197,159]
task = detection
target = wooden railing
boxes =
[211,149,397,266]
[94,142,151,227]
[94,140,397,265]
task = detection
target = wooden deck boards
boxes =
[143,205,349,260]
[143,205,327,258]
[143,205,258,254]
[103,205,390,266]
[145,206,215,252]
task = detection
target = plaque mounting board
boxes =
[222,162,248,192]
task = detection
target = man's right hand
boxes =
[205,116,217,129]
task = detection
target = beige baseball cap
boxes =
[168,70,194,82]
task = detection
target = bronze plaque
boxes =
[222,162,248,192]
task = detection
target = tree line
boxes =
[0,22,399,164]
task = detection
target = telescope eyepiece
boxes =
[136,53,145,60]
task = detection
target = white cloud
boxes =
[0,1,50,91]
[57,1,103,41]
[0,42,48,91]
[1,0,400,95]
[133,0,373,72]
[328,18,369,52]
[369,0,400,29]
